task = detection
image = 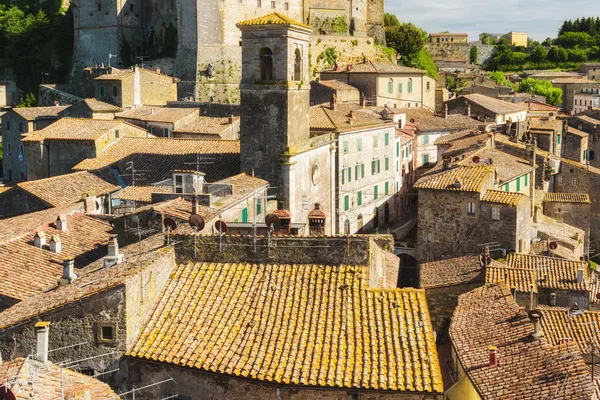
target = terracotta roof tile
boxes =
[128,262,443,392]
[236,12,311,29]
[73,137,240,184]
[0,358,117,399]
[112,186,173,202]
[173,116,239,136]
[94,67,135,80]
[397,108,479,132]
[450,283,595,399]
[433,129,476,145]
[310,103,391,131]
[506,253,589,292]
[574,115,600,126]
[13,171,120,207]
[517,101,560,112]
[482,190,525,206]
[414,165,494,192]
[0,212,113,302]
[544,192,591,204]
[81,98,122,112]
[420,254,498,289]
[459,147,533,184]
[461,93,529,115]
[11,106,69,121]
[21,118,137,142]
[539,306,600,354]
[486,265,538,292]
[317,80,359,91]
[116,106,199,124]
[568,127,590,137]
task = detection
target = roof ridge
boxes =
[17,170,88,187]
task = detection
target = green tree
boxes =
[529,45,547,65]
[518,78,563,105]
[480,33,494,45]
[489,71,511,86]
[555,31,594,48]
[383,13,400,27]
[542,37,554,46]
[469,46,478,64]
[385,22,427,60]
[405,48,438,78]
[567,47,588,62]
[548,46,568,63]
[16,92,36,108]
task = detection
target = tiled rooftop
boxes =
[21,118,136,142]
[450,283,594,399]
[574,114,600,126]
[0,245,174,330]
[538,306,600,354]
[433,129,476,145]
[507,253,589,292]
[112,185,173,202]
[80,98,122,112]
[173,116,239,136]
[397,108,479,132]
[236,12,311,29]
[481,190,525,206]
[0,358,117,399]
[461,93,529,115]
[419,254,499,289]
[568,126,590,137]
[310,103,391,131]
[128,262,443,392]
[12,171,119,207]
[529,118,563,132]
[11,106,69,121]
[116,106,199,123]
[458,147,534,184]
[544,192,591,204]
[326,60,426,74]
[0,211,113,302]
[518,101,560,112]
[485,265,538,292]
[73,137,240,184]
[414,165,493,192]
[94,67,135,80]
[317,79,359,91]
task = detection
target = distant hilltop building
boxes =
[480,31,528,47]
[429,32,468,43]
[71,0,384,102]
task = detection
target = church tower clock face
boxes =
[311,162,320,186]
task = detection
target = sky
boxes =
[385,0,600,42]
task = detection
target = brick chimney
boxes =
[155,67,161,74]
[49,235,61,253]
[104,235,125,268]
[34,322,50,364]
[59,258,77,285]
[33,231,46,248]
[56,214,67,231]
[489,346,498,367]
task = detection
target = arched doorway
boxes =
[373,207,379,229]
[397,254,419,288]
[293,48,302,81]
[260,47,273,81]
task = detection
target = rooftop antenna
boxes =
[188,210,205,259]
[136,55,149,69]
[214,216,227,252]
[183,154,215,173]
[108,53,117,67]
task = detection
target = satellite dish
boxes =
[188,214,205,231]
[528,309,542,321]
[409,118,415,124]
[472,155,481,163]
[545,176,551,182]
[265,213,281,230]
[596,293,600,300]
[548,241,558,250]
[163,217,178,232]
[214,220,228,234]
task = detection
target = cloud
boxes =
[385,0,600,41]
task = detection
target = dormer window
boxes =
[172,170,205,194]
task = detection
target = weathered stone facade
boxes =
[425,283,483,334]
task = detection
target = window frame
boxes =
[491,206,500,221]
[466,201,476,216]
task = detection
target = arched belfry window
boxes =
[260,47,273,81]
[294,48,302,81]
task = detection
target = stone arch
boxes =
[260,47,273,81]
[294,48,302,81]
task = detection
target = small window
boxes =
[130,3,134,11]
[385,181,389,195]
[423,153,429,165]
[524,174,528,187]
[19,144,24,155]
[408,79,413,93]
[98,3,102,11]
[492,206,500,221]
[97,322,117,344]
[357,191,362,206]
[284,2,288,9]
[242,207,248,222]
[343,141,349,154]
[558,175,563,185]
[516,177,521,191]
[425,232,433,243]
[504,183,509,192]
[271,0,275,8]
[557,134,561,144]
[164,128,170,138]
[18,122,23,132]
[115,129,120,138]
[385,156,389,171]
[6,121,9,130]
[398,83,403,93]
[174,174,183,193]
[423,135,429,145]
[256,199,262,215]
[466,202,476,215]
[6,143,11,155]
[374,185,378,200]
[571,178,579,186]
[426,81,431,90]
[100,86,105,97]
[396,142,400,157]
[112,86,118,97]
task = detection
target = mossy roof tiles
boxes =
[414,165,493,192]
[236,12,311,29]
[127,262,443,393]
[482,190,525,206]
[538,306,600,354]
[544,192,591,204]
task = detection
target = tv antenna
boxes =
[184,154,216,173]
[108,53,117,67]
[188,212,205,259]
[136,55,149,69]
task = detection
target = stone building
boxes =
[543,192,591,248]
[93,66,178,109]
[1,106,68,183]
[310,79,360,105]
[415,165,532,262]
[0,171,120,218]
[580,62,600,81]
[22,118,151,180]
[445,93,528,124]
[573,87,600,114]
[114,106,200,137]
[563,125,589,163]
[447,283,594,400]
[526,118,563,157]
[59,98,122,120]
[551,78,597,110]
[320,61,437,111]
[429,32,468,43]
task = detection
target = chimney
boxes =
[228,114,234,124]
[62,258,77,283]
[444,104,448,119]
[360,94,366,109]
[33,231,46,248]
[489,346,498,367]
[518,306,527,317]
[104,235,125,268]
[191,195,199,215]
[577,267,584,284]
[56,214,67,231]
[54,100,60,107]
[82,194,97,213]
[34,322,50,364]
[155,67,161,74]
[49,235,61,254]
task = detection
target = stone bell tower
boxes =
[237,13,312,193]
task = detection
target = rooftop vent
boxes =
[488,346,498,367]
[49,235,61,254]
[33,231,46,248]
[56,214,67,231]
[34,322,50,364]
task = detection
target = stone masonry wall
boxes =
[425,43,497,66]
[119,358,442,400]
[38,85,83,107]
[425,283,483,335]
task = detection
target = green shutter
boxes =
[557,134,561,144]
[357,191,362,206]
[373,136,378,148]
[372,161,376,174]
[388,81,393,93]
[374,185,378,200]
[357,138,362,151]
[524,174,528,187]
[385,157,389,171]
[423,135,429,145]
[343,141,349,154]
[348,167,352,181]
[355,165,359,179]
[423,154,429,165]
[396,142,400,157]
[504,183,509,192]
[516,177,521,191]
[398,83,403,93]
[408,81,413,93]
[385,133,389,146]
[385,182,389,195]
[361,163,365,177]
[242,208,248,223]
[344,195,349,211]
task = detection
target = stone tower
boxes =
[237,13,312,194]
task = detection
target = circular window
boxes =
[311,162,320,186]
